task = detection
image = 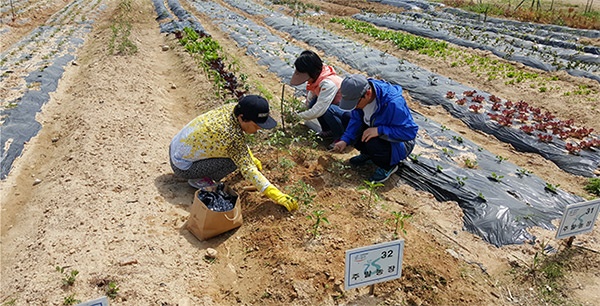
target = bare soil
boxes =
[1,0,599,305]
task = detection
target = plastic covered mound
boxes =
[152,0,588,246]
[364,0,600,82]
[1,0,101,180]
[397,111,583,246]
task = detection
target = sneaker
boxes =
[369,164,399,183]
[349,154,372,166]
[188,177,215,189]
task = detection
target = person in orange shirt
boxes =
[290,50,349,149]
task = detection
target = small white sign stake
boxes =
[556,199,600,240]
[76,296,109,306]
[344,239,404,291]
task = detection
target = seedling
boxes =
[452,135,464,144]
[281,97,303,127]
[63,294,80,306]
[56,266,78,287]
[489,172,504,182]
[327,160,352,179]
[495,155,508,163]
[267,130,293,149]
[456,176,468,187]
[442,148,454,156]
[545,183,560,193]
[528,240,551,276]
[409,153,421,163]
[440,125,450,131]
[584,178,600,196]
[106,281,119,299]
[306,210,329,238]
[285,180,316,207]
[516,168,533,177]
[469,104,483,113]
[436,165,443,172]
[477,192,486,201]
[389,211,412,238]
[330,17,448,54]
[464,158,478,169]
[278,157,296,182]
[359,180,385,207]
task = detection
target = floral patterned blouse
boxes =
[170,104,271,192]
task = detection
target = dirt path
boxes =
[1,0,223,303]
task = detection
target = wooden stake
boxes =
[281,83,286,133]
[566,236,575,248]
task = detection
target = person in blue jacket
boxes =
[331,74,418,183]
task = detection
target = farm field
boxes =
[1,0,600,305]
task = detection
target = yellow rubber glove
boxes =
[248,149,262,171]
[264,185,298,211]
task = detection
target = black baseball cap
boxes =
[236,95,277,129]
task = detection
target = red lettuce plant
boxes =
[469,104,483,113]
[472,95,485,103]
[463,90,476,97]
[489,95,501,103]
[491,102,502,111]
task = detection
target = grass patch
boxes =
[108,0,138,55]
[330,17,449,56]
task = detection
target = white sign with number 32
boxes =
[344,240,404,290]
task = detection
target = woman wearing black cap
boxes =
[169,95,298,211]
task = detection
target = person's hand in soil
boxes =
[332,140,347,153]
[264,185,298,211]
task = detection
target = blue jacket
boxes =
[340,79,418,166]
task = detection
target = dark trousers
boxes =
[352,124,415,171]
[170,156,236,180]
[354,136,393,170]
[308,98,349,139]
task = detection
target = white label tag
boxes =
[344,239,404,290]
[556,199,600,240]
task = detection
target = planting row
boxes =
[364,0,600,82]
[151,0,207,34]
[0,0,106,179]
[0,0,56,21]
[353,12,599,81]
[153,0,584,246]
[383,0,599,39]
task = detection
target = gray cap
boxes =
[339,74,369,111]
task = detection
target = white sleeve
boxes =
[298,79,338,120]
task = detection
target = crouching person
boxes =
[169,95,298,211]
[290,50,349,149]
[332,74,418,183]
